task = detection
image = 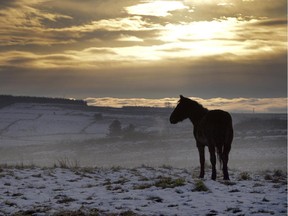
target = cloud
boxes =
[125,1,188,17]
[0,0,286,60]
[253,18,287,27]
[117,34,144,42]
[183,0,287,21]
[0,0,286,100]
[84,96,287,113]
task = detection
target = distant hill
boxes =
[0,95,87,108]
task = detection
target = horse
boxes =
[170,95,233,180]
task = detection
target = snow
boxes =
[0,103,286,215]
[0,166,286,215]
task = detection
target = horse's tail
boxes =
[216,145,223,168]
[216,124,233,169]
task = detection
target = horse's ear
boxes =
[180,95,184,99]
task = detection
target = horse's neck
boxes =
[188,107,208,126]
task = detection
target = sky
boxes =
[0,0,287,111]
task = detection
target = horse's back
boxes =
[206,110,232,126]
[197,109,233,145]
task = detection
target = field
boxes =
[0,102,286,215]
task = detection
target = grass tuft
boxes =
[55,157,80,169]
[192,180,209,192]
[154,176,186,189]
[238,172,251,181]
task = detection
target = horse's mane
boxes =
[180,96,208,112]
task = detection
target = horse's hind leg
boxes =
[222,153,229,180]
[197,144,205,178]
[208,146,217,180]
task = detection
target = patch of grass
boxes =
[111,166,122,172]
[147,196,163,203]
[253,182,264,187]
[0,163,36,170]
[252,209,275,214]
[226,207,242,214]
[154,176,186,189]
[135,176,186,190]
[55,195,76,204]
[206,210,218,216]
[192,180,209,192]
[103,178,111,186]
[140,164,155,170]
[273,169,284,177]
[31,173,42,178]
[133,183,152,190]
[106,185,124,192]
[138,176,149,181]
[114,176,129,185]
[229,189,240,193]
[264,173,273,180]
[272,169,287,183]
[220,180,236,186]
[27,209,142,216]
[160,165,173,170]
[78,167,96,174]
[5,200,17,207]
[12,209,47,216]
[53,210,86,216]
[56,157,80,169]
[119,210,139,216]
[238,172,251,180]
[264,169,287,183]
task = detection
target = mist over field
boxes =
[0,97,286,171]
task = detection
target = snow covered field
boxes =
[0,102,286,215]
[0,166,287,215]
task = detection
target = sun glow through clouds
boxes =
[126,1,188,17]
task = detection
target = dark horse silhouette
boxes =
[170,95,233,180]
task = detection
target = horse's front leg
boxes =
[197,144,205,178]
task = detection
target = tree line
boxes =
[0,95,87,107]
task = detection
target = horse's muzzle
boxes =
[170,116,177,124]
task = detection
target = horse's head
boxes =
[170,95,191,124]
